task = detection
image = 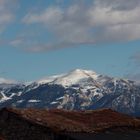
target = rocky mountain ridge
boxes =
[0,69,140,116]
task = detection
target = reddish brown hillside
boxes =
[2,108,140,133]
[0,136,4,140]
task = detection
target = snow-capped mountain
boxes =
[0,69,140,116]
[38,69,99,86]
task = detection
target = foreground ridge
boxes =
[0,108,140,140]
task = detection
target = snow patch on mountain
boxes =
[0,91,11,103]
[28,100,41,103]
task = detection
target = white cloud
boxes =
[94,0,140,10]
[21,0,140,51]
[10,39,23,47]
[0,0,17,33]
[125,73,140,83]
[23,7,63,25]
[125,52,140,82]
[0,77,16,84]
[130,52,140,65]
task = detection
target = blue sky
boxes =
[0,0,140,82]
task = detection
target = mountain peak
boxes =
[38,69,98,86]
[70,69,97,74]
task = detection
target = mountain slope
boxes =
[0,69,140,116]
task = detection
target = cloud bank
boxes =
[19,0,140,52]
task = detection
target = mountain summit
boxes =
[38,69,98,86]
[0,69,140,116]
